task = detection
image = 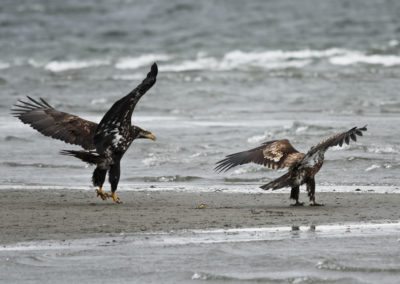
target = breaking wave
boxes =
[330,52,400,66]
[2,162,83,169]
[0,62,10,69]
[7,47,400,74]
[367,144,400,154]
[316,259,400,273]
[380,102,400,113]
[161,48,400,72]
[191,271,360,283]
[44,59,109,72]
[115,54,171,70]
[126,175,202,182]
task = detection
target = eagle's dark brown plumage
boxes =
[12,63,158,203]
[215,126,367,206]
[11,97,98,150]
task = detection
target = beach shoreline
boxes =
[1,189,399,245]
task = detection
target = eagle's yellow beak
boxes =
[144,132,156,141]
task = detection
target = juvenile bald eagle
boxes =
[215,126,367,206]
[12,63,158,203]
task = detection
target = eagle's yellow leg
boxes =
[111,192,122,204]
[96,187,110,200]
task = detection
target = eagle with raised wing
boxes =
[12,63,158,203]
[215,126,367,206]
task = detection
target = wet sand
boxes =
[1,189,399,245]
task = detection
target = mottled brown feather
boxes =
[11,96,98,150]
[215,139,304,172]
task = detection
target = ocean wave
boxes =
[364,163,398,172]
[2,162,84,169]
[380,102,400,113]
[191,271,360,283]
[110,74,148,81]
[191,271,282,283]
[0,62,10,69]
[316,259,400,273]
[162,57,221,72]
[161,50,315,72]
[367,144,400,154]
[365,164,381,172]
[224,177,267,183]
[115,54,171,70]
[126,175,202,182]
[247,132,274,144]
[330,51,400,66]
[279,121,335,137]
[45,60,109,72]
[7,47,400,75]
[232,165,270,175]
[163,48,400,72]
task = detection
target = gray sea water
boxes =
[1,0,400,282]
[1,223,400,284]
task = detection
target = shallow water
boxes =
[1,222,400,284]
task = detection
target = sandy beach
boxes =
[1,189,399,245]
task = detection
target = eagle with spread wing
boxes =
[215,126,367,206]
[12,63,158,203]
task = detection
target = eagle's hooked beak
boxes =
[140,131,156,141]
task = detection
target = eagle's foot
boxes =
[310,202,324,206]
[96,187,110,201]
[291,201,304,207]
[111,192,122,204]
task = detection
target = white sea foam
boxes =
[161,52,312,72]
[247,134,268,144]
[330,52,400,66]
[367,144,399,154]
[90,98,107,105]
[115,54,171,70]
[45,60,109,72]
[162,57,220,72]
[0,62,10,69]
[365,164,381,172]
[160,48,400,72]
[111,74,147,81]
[161,48,352,72]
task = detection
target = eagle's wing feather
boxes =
[215,139,304,172]
[94,63,158,148]
[11,96,98,150]
[306,125,367,156]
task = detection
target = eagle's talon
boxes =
[96,188,109,201]
[111,193,122,204]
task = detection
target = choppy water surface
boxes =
[1,222,400,284]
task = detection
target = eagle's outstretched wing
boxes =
[94,63,158,148]
[215,139,305,173]
[11,96,98,150]
[305,125,367,157]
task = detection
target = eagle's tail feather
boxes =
[260,172,292,191]
[60,150,103,165]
